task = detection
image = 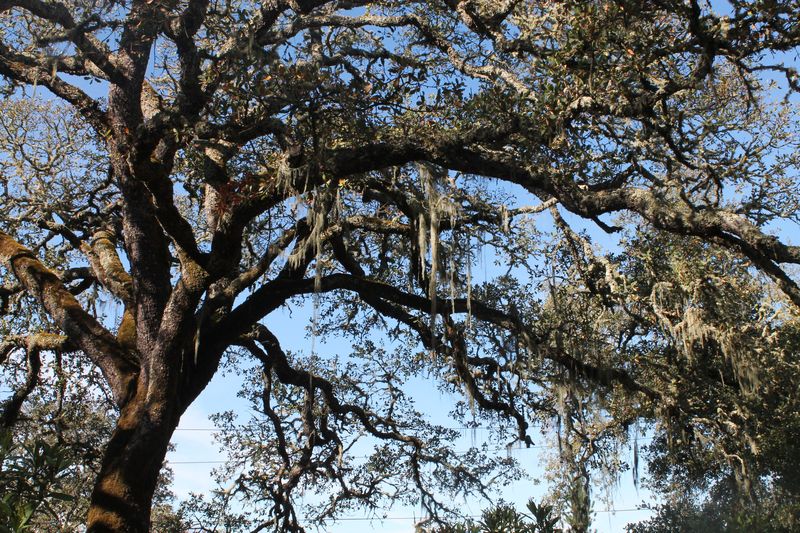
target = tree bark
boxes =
[86,385,178,533]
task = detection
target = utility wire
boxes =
[325,508,649,522]
[173,426,502,432]
[168,437,654,464]
[171,460,226,464]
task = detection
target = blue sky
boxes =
[166,179,659,531]
[168,298,658,532]
[5,2,799,530]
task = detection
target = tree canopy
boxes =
[1,0,799,531]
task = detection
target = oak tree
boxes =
[1,0,799,531]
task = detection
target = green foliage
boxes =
[433,499,561,533]
[0,431,73,533]
[617,231,800,532]
[0,352,180,531]
[627,484,800,533]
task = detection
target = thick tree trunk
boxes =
[86,388,178,533]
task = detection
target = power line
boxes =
[173,426,501,432]
[171,460,226,464]
[167,437,654,465]
[310,508,650,523]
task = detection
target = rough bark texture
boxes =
[87,387,179,533]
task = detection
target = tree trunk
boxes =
[86,387,178,533]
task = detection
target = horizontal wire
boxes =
[301,507,650,523]
[173,426,498,432]
[170,460,227,464]
[168,437,654,464]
